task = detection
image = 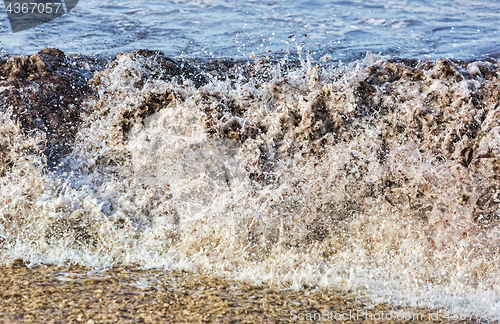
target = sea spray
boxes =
[1,50,500,319]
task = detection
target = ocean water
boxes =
[1,0,500,60]
[1,0,500,321]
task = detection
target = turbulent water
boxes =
[1,49,500,319]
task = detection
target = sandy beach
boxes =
[0,260,485,323]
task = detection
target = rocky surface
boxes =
[0,49,208,170]
[0,48,94,168]
[189,56,500,239]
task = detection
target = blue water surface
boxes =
[0,0,499,60]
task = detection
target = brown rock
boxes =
[97,49,208,88]
[0,48,94,167]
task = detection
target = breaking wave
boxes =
[1,49,500,319]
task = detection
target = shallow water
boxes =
[1,0,500,60]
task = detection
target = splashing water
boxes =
[1,51,500,319]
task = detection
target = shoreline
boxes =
[0,262,484,323]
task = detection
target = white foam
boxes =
[1,53,500,320]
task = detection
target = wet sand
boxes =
[0,260,483,323]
